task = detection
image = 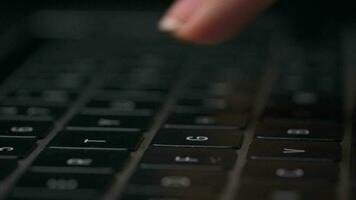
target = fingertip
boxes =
[158,0,204,33]
[167,0,276,44]
[158,17,184,33]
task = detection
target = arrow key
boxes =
[247,141,341,162]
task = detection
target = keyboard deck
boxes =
[0,12,354,200]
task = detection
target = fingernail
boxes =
[158,0,203,33]
[158,17,184,32]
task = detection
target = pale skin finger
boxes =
[159,0,276,44]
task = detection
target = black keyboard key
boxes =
[126,169,226,197]
[130,169,226,188]
[0,160,17,180]
[152,128,242,149]
[164,113,247,128]
[86,100,161,112]
[263,105,342,121]
[104,79,172,92]
[67,114,152,131]
[140,147,236,170]
[174,96,251,113]
[0,105,64,120]
[269,93,341,108]
[237,184,336,200]
[49,130,142,151]
[242,161,339,184]
[0,120,53,138]
[4,89,76,106]
[11,74,88,90]
[12,172,112,200]
[248,141,341,162]
[255,119,342,141]
[31,149,129,174]
[95,90,165,102]
[264,93,342,121]
[0,138,36,159]
[125,184,221,199]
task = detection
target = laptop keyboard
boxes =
[0,13,352,200]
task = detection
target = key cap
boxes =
[0,120,53,138]
[241,161,339,184]
[49,130,142,151]
[0,138,36,159]
[237,184,336,200]
[86,100,161,112]
[173,96,251,113]
[248,141,341,162]
[0,160,17,180]
[67,114,152,131]
[95,90,165,102]
[140,147,236,170]
[182,87,232,98]
[164,113,247,129]
[104,79,172,92]
[255,119,342,141]
[129,169,226,188]
[263,104,342,121]
[11,172,112,200]
[264,93,342,121]
[31,149,129,174]
[152,128,242,149]
[125,183,222,199]
[12,75,87,90]
[0,105,64,120]
[125,169,226,198]
[4,89,76,106]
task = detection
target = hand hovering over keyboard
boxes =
[158,0,276,44]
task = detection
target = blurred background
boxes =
[0,0,354,80]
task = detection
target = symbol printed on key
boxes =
[287,129,310,136]
[10,126,34,133]
[186,136,209,142]
[160,176,191,188]
[0,147,14,152]
[275,168,304,178]
[195,116,216,125]
[46,178,78,190]
[174,156,199,163]
[66,158,93,166]
[83,139,107,144]
[282,148,306,154]
[97,118,121,126]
